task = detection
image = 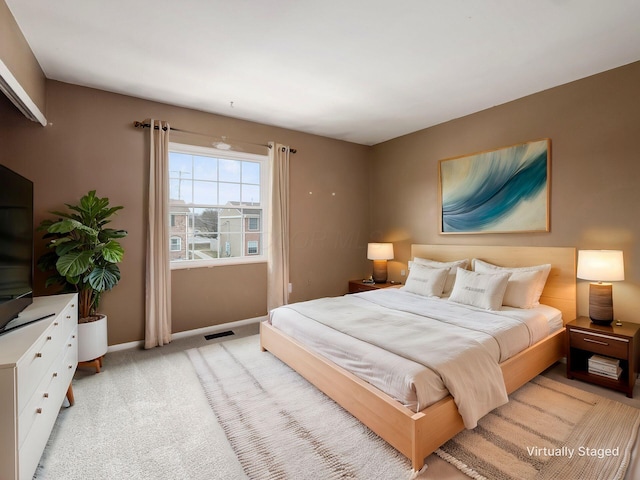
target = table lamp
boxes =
[367,243,394,283]
[577,250,624,325]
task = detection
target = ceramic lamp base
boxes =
[589,283,614,325]
[372,260,388,283]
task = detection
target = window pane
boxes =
[170,177,192,203]
[248,217,259,231]
[169,153,192,178]
[193,180,218,205]
[219,159,241,182]
[168,208,187,260]
[218,233,242,258]
[169,152,193,203]
[219,182,241,204]
[246,234,262,255]
[247,240,259,255]
[193,208,219,234]
[193,155,217,181]
[186,230,218,260]
[242,161,260,184]
[243,210,261,229]
[242,184,260,204]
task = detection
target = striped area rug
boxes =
[436,375,640,480]
[187,335,413,480]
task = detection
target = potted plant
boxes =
[37,190,127,370]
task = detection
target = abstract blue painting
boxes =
[439,139,550,234]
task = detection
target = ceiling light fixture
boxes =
[213,136,231,150]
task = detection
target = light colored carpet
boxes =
[436,376,640,480]
[34,325,640,480]
[34,327,254,480]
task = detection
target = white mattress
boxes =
[270,289,562,413]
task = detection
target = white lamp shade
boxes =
[367,243,394,260]
[577,250,624,282]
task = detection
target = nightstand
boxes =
[348,279,397,293]
[566,317,640,398]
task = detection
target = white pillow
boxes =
[411,257,469,295]
[402,265,450,297]
[472,259,551,309]
[448,268,511,311]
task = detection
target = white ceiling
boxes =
[6,0,640,145]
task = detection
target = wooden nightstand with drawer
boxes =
[566,317,640,397]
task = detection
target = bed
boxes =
[260,245,576,471]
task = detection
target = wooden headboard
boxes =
[410,244,577,323]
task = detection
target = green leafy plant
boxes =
[37,190,128,320]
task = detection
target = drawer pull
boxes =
[43,393,49,398]
[584,338,608,346]
[572,329,628,342]
[68,364,73,369]
[47,336,52,340]
[36,408,43,414]
[68,343,72,347]
[36,352,43,358]
[54,322,59,326]
[52,372,58,378]
[66,315,71,319]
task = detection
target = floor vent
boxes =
[204,330,234,340]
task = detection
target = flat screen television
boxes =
[0,164,34,334]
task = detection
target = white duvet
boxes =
[270,288,559,429]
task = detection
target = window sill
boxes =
[170,256,267,270]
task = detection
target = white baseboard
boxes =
[107,315,266,353]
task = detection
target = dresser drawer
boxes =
[18,396,60,480]
[17,325,66,411]
[16,304,76,412]
[17,326,77,447]
[569,329,628,359]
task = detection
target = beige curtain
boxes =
[267,142,291,312]
[145,119,172,348]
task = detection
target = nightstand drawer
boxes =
[569,329,628,359]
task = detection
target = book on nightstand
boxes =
[588,354,622,379]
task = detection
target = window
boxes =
[168,142,268,268]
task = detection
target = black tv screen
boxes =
[0,164,33,333]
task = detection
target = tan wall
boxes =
[0,80,370,345]
[370,61,640,322]
[0,0,46,117]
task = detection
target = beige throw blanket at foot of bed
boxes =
[281,296,508,428]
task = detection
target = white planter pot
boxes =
[77,314,108,362]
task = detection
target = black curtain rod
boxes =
[133,121,296,154]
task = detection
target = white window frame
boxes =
[169,142,269,270]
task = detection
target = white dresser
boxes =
[0,294,78,480]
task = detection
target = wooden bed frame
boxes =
[260,245,576,471]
